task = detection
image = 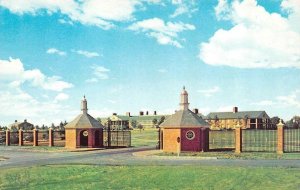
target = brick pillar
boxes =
[19,129,23,146]
[33,129,38,146]
[49,128,54,147]
[235,124,242,154]
[5,130,10,146]
[277,120,284,154]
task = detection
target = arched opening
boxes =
[95,130,100,147]
[80,130,88,147]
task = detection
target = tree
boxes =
[158,116,165,126]
[97,117,102,124]
[152,118,158,128]
[137,124,144,132]
[51,123,56,130]
[130,120,137,129]
[270,116,281,129]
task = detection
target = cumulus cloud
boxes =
[0,58,75,126]
[198,86,220,97]
[276,90,300,108]
[54,93,69,102]
[46,48,66,56]
[128,17,195,48]
[73,50,100,58]
[170,0,198,18]
[0,57,73,91]
[199,0,300,69]
[86,65,110,83]
[0,0,142,29]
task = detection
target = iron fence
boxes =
[38,130,49,146]
[53,130,65,147]
[242,129,277,152]
[284,128,300,152]
[23,131,34,146]
[0,131,5,145]
[9,131,19,146]
[103,130,131,147]
[209,130,235,150]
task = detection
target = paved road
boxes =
[1,146,300,169]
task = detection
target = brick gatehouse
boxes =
[65,96,104,148]
[160,87,210,153]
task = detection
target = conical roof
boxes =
[160,109,209,128]
[65,113,104,129]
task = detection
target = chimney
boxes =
[126,112,131,117]
[146,111,149,115]
[139,111,144,116]
[154,111,157,115]
[233,107,238,113]
[113,113,117,116]
[193,108,199,114]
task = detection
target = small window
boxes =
[186,130,195,140]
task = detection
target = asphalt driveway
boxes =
[1,146,300,169]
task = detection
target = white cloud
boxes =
[128,17,195,48]
[0,0,142,29]
[251,100,274,106]
[198,86,220,97]
[54,93,69,102]
[0,58,75,126]
[74,50,100,58]
[276,90,300,108]
[86,65,110,83]
[170,0,198,18]
[199,0,300,68]
[217,105,235,112]
[85,78,98,83]
[0,57,73,92]
[46,48,66,56]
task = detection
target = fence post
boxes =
[235,123,242,154]
[49,128,54,147]
[19,129,23,146]
[277,120,284,154]
[33,128,38,146]
[5,130,10,146]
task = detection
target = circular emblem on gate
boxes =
[83,131,88,137]
[186,130,195,140]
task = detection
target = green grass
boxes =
[0,165,299,190]
[158,151,300,160]
[131,129,158,147]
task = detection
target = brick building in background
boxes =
[206,107,271,130]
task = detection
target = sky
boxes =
[0,0,299,126]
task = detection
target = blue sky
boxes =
[0,0,299,126]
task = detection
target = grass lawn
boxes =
[158,151,300,160]
[131,129,158,147]
[0,165,299,190]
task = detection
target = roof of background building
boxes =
[160,109,209,128]
[9,120,34,128]
[65,113,104,129]
[101,114,167,122]
[206,111,269,120]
